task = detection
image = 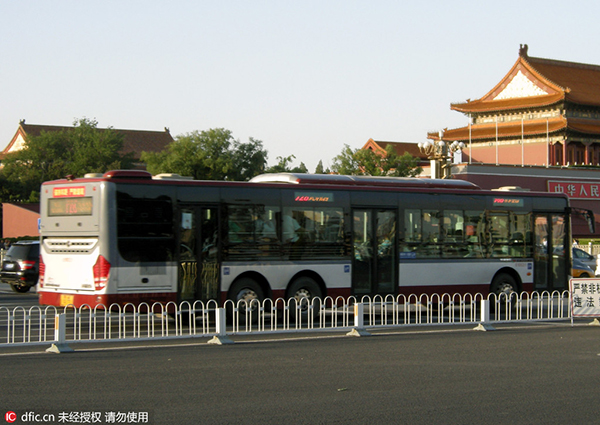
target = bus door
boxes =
[178,206,219,302]
[352,209,397,296]
[533,213,568,291]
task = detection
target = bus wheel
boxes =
[287,276,322,313]
[229,278,264,323]
[490,273,517,307]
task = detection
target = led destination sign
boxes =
[294,192,334,203]
[48,197,93,216]
[493,197,524,207]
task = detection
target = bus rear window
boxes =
[116,192,175,262]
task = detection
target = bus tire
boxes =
[228,277,264,323]
[490,273,518,296]
[490,273,518,310]
[287,276,322,318]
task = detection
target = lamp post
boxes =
[418,131,465,179]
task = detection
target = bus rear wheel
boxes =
[287,276,322,312]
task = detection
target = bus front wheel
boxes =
[490,273,518,306]
[229,278,264,322]
[491,273,518,295]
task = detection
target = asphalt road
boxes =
[1,322,600,425]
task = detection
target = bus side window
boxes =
[443,210,466,258]
[421,210,441,257]
[465,210,485,258]
[508,212,531,258]
[282,207,345,259]
[225,205,282,260]
[402,209,421,255]
[227,207,250,244]
[402,209,441,258]
[257,208,278,241]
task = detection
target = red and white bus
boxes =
[38,170,579,308]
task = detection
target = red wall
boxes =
[2,203,40,238]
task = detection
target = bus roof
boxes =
[41,170,569,200]
[249,173,482,190]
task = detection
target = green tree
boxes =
[1,118,134,201]
[331,144,422,177]
[314,160,329,174]
[230,137,268,180]
[266,155,308,173]
[141,128,268,180]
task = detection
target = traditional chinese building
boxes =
[1,120,174,169]
[432,44,600,167]
[424,46,600,239]
[361,139,428,165]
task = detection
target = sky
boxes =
[2,1,600,173]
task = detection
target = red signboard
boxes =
[548,181,600,200]
[53,186,86,197]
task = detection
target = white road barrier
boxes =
[0,291,576,350]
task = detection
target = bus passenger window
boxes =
[402,209,441,258]
[282,211,301,243]
[404,210,422,243]
[423,210,440,243]
[464,210,485,258]
[227,208,248,243]
[508,212,532,258]
[258,207,279,241]
[282,207,346,259]
[224,205,281,260]
[444,210,464,242]
[442,210,466,258]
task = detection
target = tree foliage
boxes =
[314,160,329,174]
[0,118,134,202]
[265,155,308,174]
[331,144,422,177]
[141,128,268,181]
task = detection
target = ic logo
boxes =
[5,411,17,423]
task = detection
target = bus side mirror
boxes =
[571,208,596,234]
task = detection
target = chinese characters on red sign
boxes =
[548,181,600,200]
[53,186,86,197]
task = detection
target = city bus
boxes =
[38,170,583,308]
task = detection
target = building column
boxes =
[583,141,592,165]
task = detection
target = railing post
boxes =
[208,307,234,345]
[46,313,74,353]
[473,299,495,331]
[346,302,370,337]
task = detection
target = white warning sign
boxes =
[570,278,600,317]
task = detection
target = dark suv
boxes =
[1,240,40,293]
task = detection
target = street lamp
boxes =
[418,131,465,179]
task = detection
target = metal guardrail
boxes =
[0,291,576,351]
[574,244,600,257]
